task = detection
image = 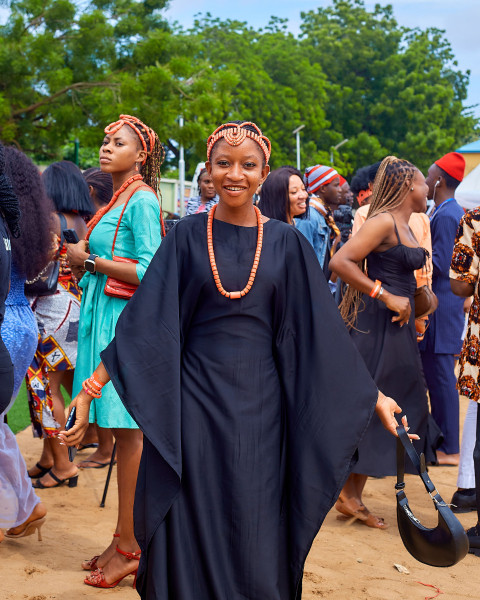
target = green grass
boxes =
[7,381,71,434]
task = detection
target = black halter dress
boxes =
[350,217,441,476]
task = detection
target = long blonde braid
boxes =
[339,156,417,329]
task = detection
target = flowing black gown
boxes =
[350,220,441,476]
[102,214,378,599]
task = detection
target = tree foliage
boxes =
[0,0,477,175]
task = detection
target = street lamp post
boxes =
[179,115,185,217]
[330,138,349,165]
[292,124,305,171]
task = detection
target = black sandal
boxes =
[77,443,99,451]
[28,462,52,479]
[32,469,78,489]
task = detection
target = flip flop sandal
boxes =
[77,443,99,451]
[78,460,116,469]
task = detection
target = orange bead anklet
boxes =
[207,204,263,299]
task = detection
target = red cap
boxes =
[338,175,347,186]
[435,152,465,182]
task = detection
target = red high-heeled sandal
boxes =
[82,533,120,571]
[84,546,141,589]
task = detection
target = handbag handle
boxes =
[110,184,164,259]
[396,422,436,495]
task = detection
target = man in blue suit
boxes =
[420,152,466,465]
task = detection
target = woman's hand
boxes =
[66,240,89,268]
[380,289,411,326]
[71,265,86,282]
[58,391,92,447]
[375,391,420,440]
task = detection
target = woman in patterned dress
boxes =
[27,161,93,489]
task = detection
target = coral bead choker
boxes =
[207,204,264,299]
[111,174,143,205]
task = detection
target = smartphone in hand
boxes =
[63,229,80,244]
[65,406,77,462]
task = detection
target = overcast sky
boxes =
[163,0,480,118]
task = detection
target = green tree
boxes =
[0,0,477,177]
[299,0,477,173]
[0,0,231,170]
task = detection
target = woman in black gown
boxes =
[330,156,434,530]
[61,125,413,598]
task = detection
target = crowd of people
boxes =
[1,117,480,598]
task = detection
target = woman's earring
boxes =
[410,187,414,191]
[135,163,139,172]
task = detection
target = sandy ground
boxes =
[2,396,480,600]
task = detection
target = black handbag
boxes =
[25,214,66,297]
[395,424,469,567]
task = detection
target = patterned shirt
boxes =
[185,196,218,216]
[450,209,480,401]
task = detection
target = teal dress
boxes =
[73,189,161,428]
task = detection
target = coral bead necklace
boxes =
[207,204,264,299]
[110,174,143,207]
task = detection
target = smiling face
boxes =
[288,174,308,219]
[206,138,269,209]
[99,124,146,175]
[409,169,429,213]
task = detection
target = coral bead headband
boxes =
[104,114,156,165]
[207,122,271,164]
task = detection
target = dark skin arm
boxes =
[58,362,110,446]
[66,239,140,285]
[450,279,474,298]
[57,361,418,446]
[329,213,411,326]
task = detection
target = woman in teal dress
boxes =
[73,187,162,428]
[66,114,165,588]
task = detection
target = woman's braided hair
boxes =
[85,115,165,241]
[339,156,418,329]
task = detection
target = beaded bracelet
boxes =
[82,380,102,398]
[82,373,107,398]
[369,279,382,298]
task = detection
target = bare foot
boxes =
[436,451,460,466]
[33,466,78,488]
[6,502,47,536]
[0,529,4,543]
[85,543,140,586]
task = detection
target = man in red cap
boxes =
[419,152,466,466]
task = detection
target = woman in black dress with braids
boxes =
[330,156,437,529]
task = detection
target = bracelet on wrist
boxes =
[82,373,107,399]
[369,279,382,298]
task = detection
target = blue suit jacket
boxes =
[419,198,465,355]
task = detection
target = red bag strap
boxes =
[110,184,165,258]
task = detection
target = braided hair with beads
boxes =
[339,156,418,329]
[86,115,165,241]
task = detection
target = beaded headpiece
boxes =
[104,114,157,165]
[207,122,271,164]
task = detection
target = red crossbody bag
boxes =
[104,185,164,300]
